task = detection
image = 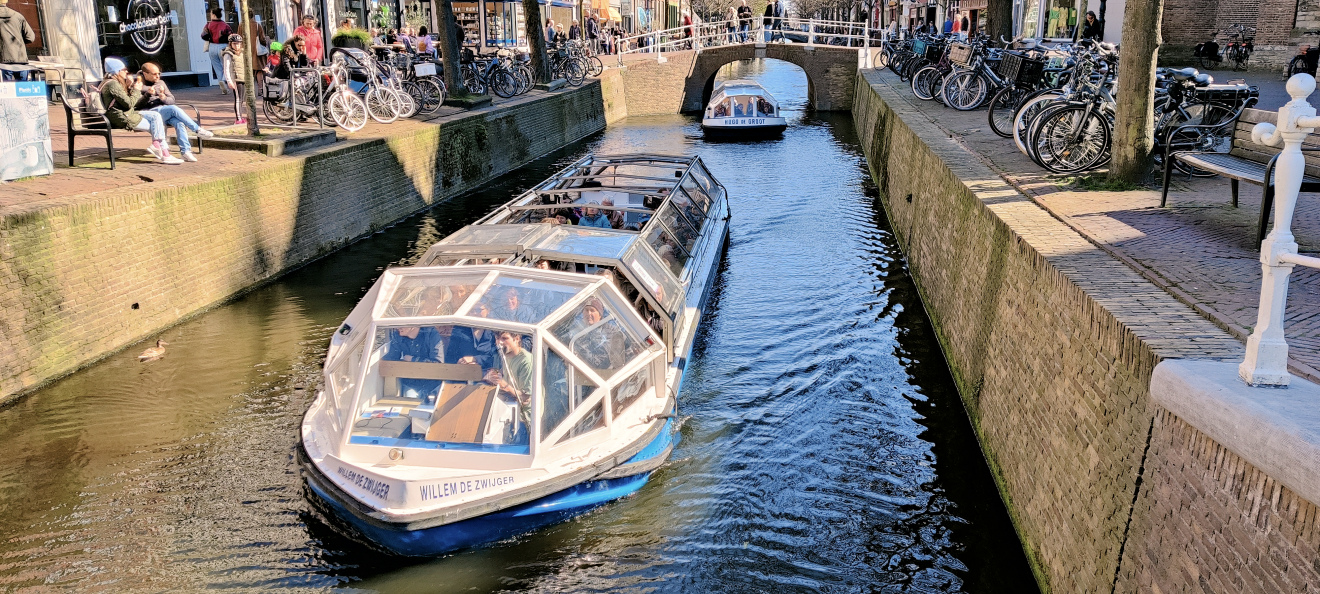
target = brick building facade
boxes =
[1162,0,1320,69]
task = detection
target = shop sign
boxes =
[98,0,181,71]
[0,81,54,182]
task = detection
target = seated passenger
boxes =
[497,287,538,324]
[446,301,497,369]
[733,100,745,117]
[578,202,612,228]
[713,103,728,118]
[574,298,626,372]
[601,198,624,229]
[384,325,444,400]
[486,330,533,444]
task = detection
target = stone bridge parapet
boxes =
[615,43,860,115]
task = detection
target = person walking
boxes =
[736,0,752,42]
[247,13,269,91]
[586,10,600,53]
[0,0,36,82]
[293,14,323,65]
[768,0,784,42]
[221,34,249,125]
[762,2,773,42]
[202,8,232,93]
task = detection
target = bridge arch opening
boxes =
[674,44,856,113]
[701,58,812,115]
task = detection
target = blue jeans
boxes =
[133,110,166,142]
[739,23,749,42]
[208,44,225,85]
[151,104,201,153]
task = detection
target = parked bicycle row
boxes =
[261,40,603,132]
[878,33,1260,175]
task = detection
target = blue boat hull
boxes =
[301,418,676,557]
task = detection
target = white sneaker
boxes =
[147,144,164,160]
[161,155,184,165]
[180,151,198,162]
[196,128,215,139]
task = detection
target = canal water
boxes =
[0,60,1037,592]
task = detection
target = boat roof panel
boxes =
[377,266,599,328]
[530,226,637,261]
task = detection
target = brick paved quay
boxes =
[867,70,1320,380]
[2,84,568,213]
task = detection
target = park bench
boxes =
[1161,106,1320,243]
[61,81,204,170]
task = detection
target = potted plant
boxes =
[333,27,372,50]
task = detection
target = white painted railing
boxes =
[615,18,871,67]
[1240,73,1320,386]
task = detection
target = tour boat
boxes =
[700,80,788,138]
[298,154,729,557]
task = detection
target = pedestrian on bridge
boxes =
[737,0,752,42]
[767,0,784,42]
[725,7,737,44]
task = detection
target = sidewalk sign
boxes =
[0,81,54,182]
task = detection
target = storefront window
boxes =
[97,0,188,72]
[484,1,524,47]
[1017,0,1039,39]
[1042,0,1075,39]
[454,2,480,46]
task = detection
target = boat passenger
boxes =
[486,331,532,404]
[573,298,627,372]
[447,301,497,369]
[732,100,746,117]
[713,103,728,118]
[497,287,538,324]
[579,202,612,228]
[600,198,624,228]
[383,325,444,401]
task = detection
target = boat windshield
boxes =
[341,267,664,457]
[710,94,776,118]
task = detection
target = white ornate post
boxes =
[1240,74,1320,386]
[863,20,873,68]
[809,19,816,46]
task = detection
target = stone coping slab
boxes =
[1151,359,1320,506]
[198,125,338,157]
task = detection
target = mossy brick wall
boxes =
[0,82,608,403]
[852,69,1320,593]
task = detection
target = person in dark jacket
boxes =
[446,301,498,369]
[202,8,232,93]
[0,0,35,81]
[768,0,784,42]
[568,19,581,41]
[586,11,600,53]
[737,0,753,42]
[1081,11,1103,40]
[102,57,215,164]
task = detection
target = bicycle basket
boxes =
[263,78,289,101]
[948,43,973,67]
[997,52,1045,89]
[912,38,928,58]
[923,41,944,63]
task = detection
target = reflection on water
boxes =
[0,59,1036,593]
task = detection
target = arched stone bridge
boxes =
[611,43,863,116]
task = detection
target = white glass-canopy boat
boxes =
[701,80,788,138]
[299,154,729,557]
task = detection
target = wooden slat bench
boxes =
[61,81,205,169]
[1162,107,1320,242]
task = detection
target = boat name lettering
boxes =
[337,466,391,500]
[419,475,515,502]
[722,118,766,125]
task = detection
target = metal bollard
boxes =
[1240,74,1320,386]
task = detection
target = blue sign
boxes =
[15,81,46,98]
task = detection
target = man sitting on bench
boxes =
[383,325,444,402]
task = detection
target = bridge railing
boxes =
[615,18,872,67]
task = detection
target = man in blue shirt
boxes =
[384,325,444,400]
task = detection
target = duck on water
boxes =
[298,154,730,557]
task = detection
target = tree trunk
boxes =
[984,0,1012,41]
[239,0,260,135]
[1109,0,1163,183]
[435,0,467,94]
[523,0,552,82]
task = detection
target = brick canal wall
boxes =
[852,68,1320,593]
[0,82,609,404]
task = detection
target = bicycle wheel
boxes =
[1167,102,1239,177]
[911,65,941,100]
[1287,55,1309,79]
[328,91,367,132]
[491,70,517,98]
[875,48,890,69]
[988,86,1027,138]
[1014,91,1063,156]
[943,71,988,111]
[589,55,604,77]
[263,97,295,125]
[365,88,400,123]
[415,78,445,115]
[1033,104,1112,173]
[395,85,418,117]
[565,59,587,86]
[463,68,486,95]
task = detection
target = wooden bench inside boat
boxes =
[378,360,483,398]
[1162,107,1320,242]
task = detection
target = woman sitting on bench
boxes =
[101,58,212,165]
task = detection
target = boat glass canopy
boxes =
[342,266,664,459]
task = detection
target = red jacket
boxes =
[203,19,232,44]
[293,25,323,64]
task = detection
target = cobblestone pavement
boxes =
[2,83,569,216]
[870,70,1320,378]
